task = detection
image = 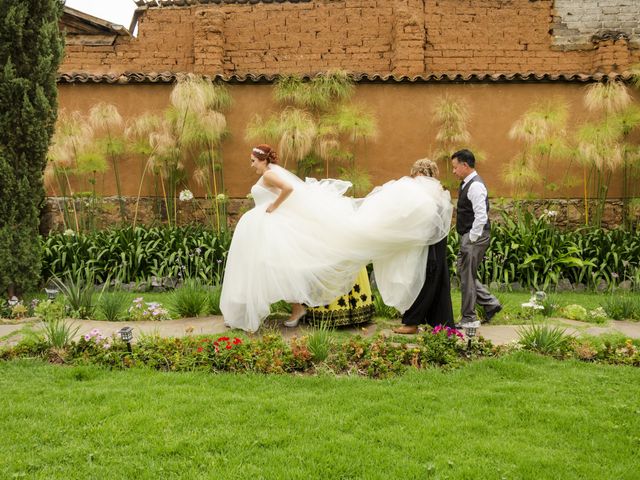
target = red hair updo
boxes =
[252,144,279,164]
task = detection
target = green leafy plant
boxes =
[518,323,573,356]
[97,291,130,321]
[34,300,79,349]
[52,273,98,319]
[307,323,334,363]
[169,279,209,318]
[601,295,640,321]
[207,284,222,315]
[561,304,588,321]
[42,225,230,285]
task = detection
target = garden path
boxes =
[2,316,640,348]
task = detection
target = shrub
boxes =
[601,295,640,321]
[518,323,573,356]
[98,291,130,321]
[307,323,333,362]
[52,273,97,319]
[34,300,79,350]
[561,304,588,321]
[169,280,209,318]
[42,225,230,285]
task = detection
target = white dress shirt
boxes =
[461,171,488,242]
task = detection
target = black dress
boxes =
[401,237,454,328]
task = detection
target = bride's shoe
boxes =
[284,306,307,328]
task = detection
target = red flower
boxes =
[214,341,219,347]
[226,344,232,350]
[233,338,242,345]
[218,336,230,342]
[197,347,203,352]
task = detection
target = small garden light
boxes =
[463,321,480,349]
[44,287,59,300]
[118,326,134,352]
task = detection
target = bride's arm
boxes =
[262,170,293,213]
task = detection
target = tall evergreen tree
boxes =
[0,0,64,295]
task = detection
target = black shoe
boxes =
[483,305,503,324]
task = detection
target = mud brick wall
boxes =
[60,0,640,77]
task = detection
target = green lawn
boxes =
[1,353,639,479]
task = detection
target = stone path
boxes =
[2,316,640,348]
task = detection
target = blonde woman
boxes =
[392,158,454,334]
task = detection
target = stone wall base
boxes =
[40,196,639,234]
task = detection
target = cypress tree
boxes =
[0,0,64,296]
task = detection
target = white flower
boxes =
[179,189,194,201]
[63,229,75,236]
[195,247,202,255]
[216,193,228,204]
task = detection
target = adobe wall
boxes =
[60,0,640,77]
[57,81,636,200]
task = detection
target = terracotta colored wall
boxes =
[57,82,637,199]
[59,0,640,77]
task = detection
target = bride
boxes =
[220,144,452,333]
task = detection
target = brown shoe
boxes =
[393,325,419,335]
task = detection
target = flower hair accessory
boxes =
[252,147,266,155]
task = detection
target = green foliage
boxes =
[247,71,376,183]
[169,279,209,318]
[97,291,130,322]
[372,290,400,319]
[601,294,640,321]
[33,299,65,324]
[307,323,334,362]
[0,1,64,295]
[52,273,97,319]
[34,300,79,349]
[561,304,588,321]
[456,208,640,290]
[42,225,230,285]
[207,284,222,315]
[517,323,573,356]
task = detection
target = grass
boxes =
[1,354,639,479]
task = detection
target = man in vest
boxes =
[451,149,502,327]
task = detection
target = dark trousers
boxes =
[402,237,454,328]
[456,231,501,323]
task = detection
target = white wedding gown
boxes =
[220,165,452,332]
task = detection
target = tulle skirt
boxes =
[220,174,452,332]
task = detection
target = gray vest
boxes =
[456,175,490,235]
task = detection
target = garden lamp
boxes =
[463,321,480,349]
[118,326,134,352]
[44,287,59,300]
